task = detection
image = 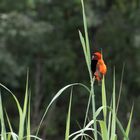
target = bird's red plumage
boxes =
[91,52,107,81]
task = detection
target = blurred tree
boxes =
[0,0,140,139]
[0,1,84,138]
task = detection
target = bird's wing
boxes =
[91,59,98,74]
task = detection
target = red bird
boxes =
[91,52,107,81]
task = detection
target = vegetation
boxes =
[0,0,140,139]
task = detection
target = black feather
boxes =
[91,59,97,75]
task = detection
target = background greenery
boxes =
[0,0,140,139]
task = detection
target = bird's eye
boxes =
[92,55,96,60]
[93,55,98,59]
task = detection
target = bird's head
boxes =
[92,52,102,60]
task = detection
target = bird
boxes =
[91,52,107,81]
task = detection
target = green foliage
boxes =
[65,91,72,140]
[0,79,42,140]
[0,93,7,140]
[0,0,139,139]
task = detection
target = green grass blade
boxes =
[81,92,92,140]
[0,93,7,140]
[0,82,23,140]
[116,118,129,140]
[81,0,91,63]
[79,30,91,78]
[111,69,116,140]
[91,81,98,140]
[23,135,42,140]
[102,76,107,122]
[0,83,22,115]
[116,63,125,113]
[36,83,90,136]
[94,106,106,118]
[99,120,108,140]
[5,112,18,140]
[69,128,95,138]
[7,134,11,140]
[123,105,133,140]
[19,72,29,140]
[79,30,87,58]
[76,121,88,140]
[65,89,73,140]
[73,133,94,140]
[27,91,31,140]
[107,101,112,140]
[69,119,102,139]
[108,102,129,140]
[5,111,13,132]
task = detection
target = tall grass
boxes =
[0,74,42,140]
[0,0,133,140]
